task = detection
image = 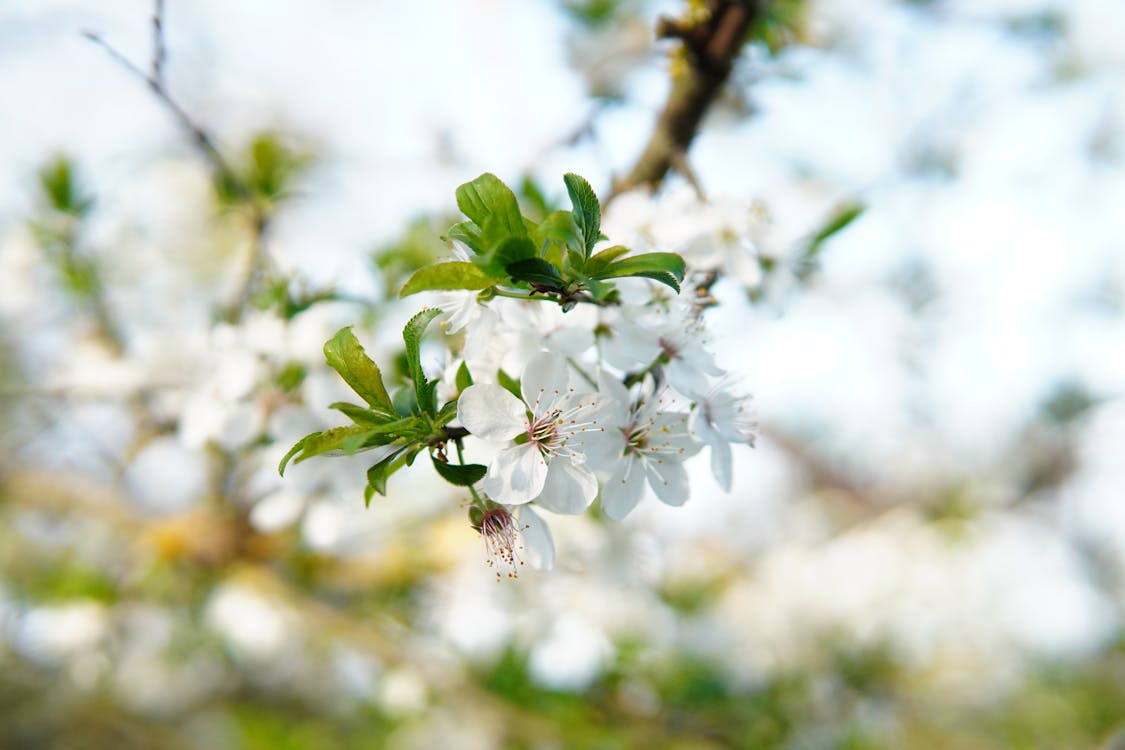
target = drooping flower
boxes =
[690,379,756,491]
[457,351,613,514]
[594,376,702,520]
[471,504,555,579]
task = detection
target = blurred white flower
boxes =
[691,379,757,491]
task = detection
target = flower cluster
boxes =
[282,173,755,574]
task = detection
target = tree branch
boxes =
[82,2,244,199]
[613,0,762,198]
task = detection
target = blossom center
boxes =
[477,507,523,580]
[527,409,563,454]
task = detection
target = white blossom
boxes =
[457,351,612,513]
[595,376,702,520]
[474,504,555,577]
[435,241,489,335]
[691,379,757,491]
[600,303,722,398]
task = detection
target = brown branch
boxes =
[612,0,762,198]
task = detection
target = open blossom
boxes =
[457,351,612,514]
[595,376,701,520]
[473,504,556,578]
[599,303,722,398]
[691,380,756,491]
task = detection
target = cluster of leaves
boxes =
[29,158,104,308]
[279,311,481,505]
[401,172,685,309]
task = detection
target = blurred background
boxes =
[2,0,1124,748]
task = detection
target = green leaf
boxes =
[808,202,864,250]
[400,261,504,297]
[564,173,601,257]
[445,221,484,254]
[455,173,526,239]
[533,210,582,266]
[497,368,522,401]
[431,455,487,486]
[38,155,94,216]
[436,398,459,426]
[483,235,536,276]
[796,202,865,281]
[594,252,686,293]
[329,402,395,425]
[585,244,631,273]
[455,361,473,392]
[323,327,394,413]
[279,425,378,474]
[278,436,309,476]
[505,257,564,288]
[365,448,406,504]
[403,308,442,416]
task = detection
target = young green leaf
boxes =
[455,361,473,392]
[403,308,442,416]
[400,261,504,297]
[323,327,395,414]
[455,173,526,239]
[796,201,865,281]
[330,402,395,425]
[534,210,582,265]
[366,448,407,503]
[279,424,378,475]
[584,244,631,273]
[496,368,521,401]
[431,455,487,486]
[563,173,601,257]
[446,221,484,254]
[435,398,459,426]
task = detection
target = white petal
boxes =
[534,456,598,514]
[690,407,721,446]
[519,506,555,570]
[579,427,626,473]
[450,240,473,261]
[665,359,711,399]
[483,443,548,505]
[646,458,690,506]
[437,291,478,334]
[601,457,646,520]
[457,383,527,442]
[521,350,570,410]
[598,368,630,405]
[710,439,733,492]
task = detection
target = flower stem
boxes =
[624,353,669,388]
[566,357,597,390]
[455,439,488,509]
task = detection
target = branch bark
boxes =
[613,0,762,197]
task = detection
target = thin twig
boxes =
[84,1,270,320]
[82,18,243,196]
[151,0,166,88]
